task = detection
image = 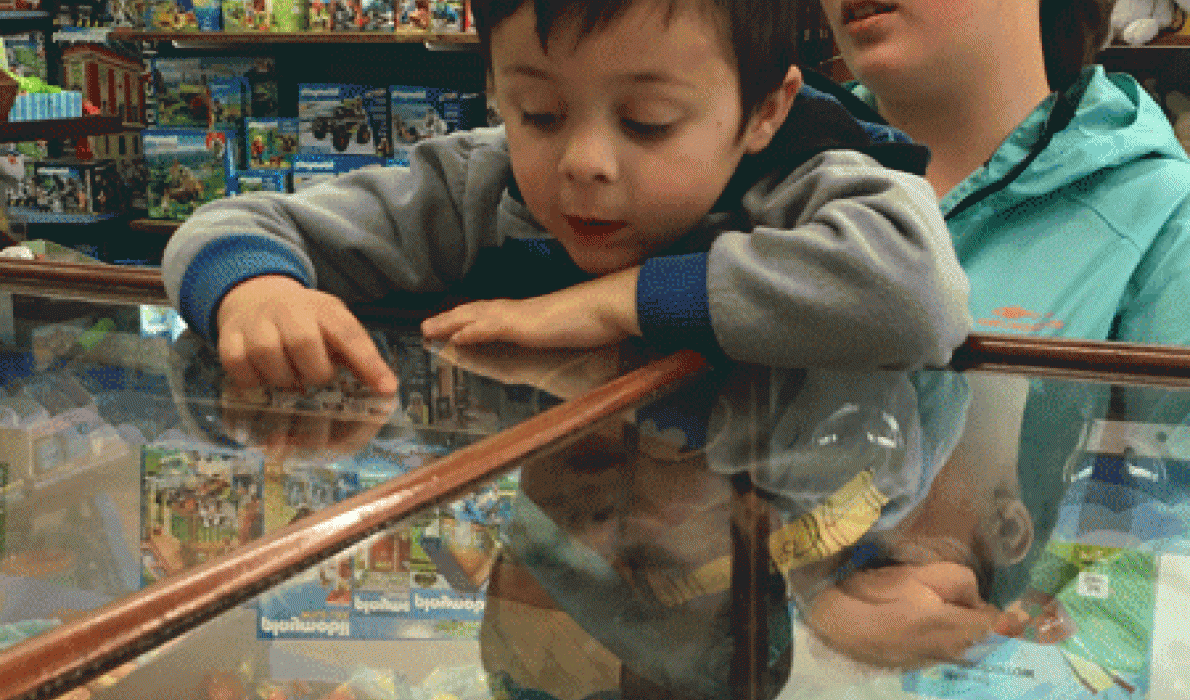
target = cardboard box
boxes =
[291,153,337,192]
[389,85,446,166]
[148,56,278,127]
[298,83,378,156]
[229,168,289,195]
[30,160,121,215]
[143,128,234,220]
[245,117,299,169]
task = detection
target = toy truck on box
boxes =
[311,101,371,152]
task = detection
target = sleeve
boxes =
[161,127,512,341]
[644,149,971,371]
[1115,197,1190,348]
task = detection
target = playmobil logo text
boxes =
[259,615,351,637]
[354,597,412,614]
[413,593,485,613]
[301,88,343,97]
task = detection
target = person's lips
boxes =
[564,215,628,241]
[841,0,898,25]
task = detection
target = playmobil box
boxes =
[144,0,222,30]
[436,88,484,134]
[221,0,271,30]
[229,169,289,195]
[149,56,279,127]
[246,117,299,169]
[364,85,391,156]
[140,440,266,583]
[30,160,121,215]
[428,0,463,31]
[333,0,394,30]
[389,85,446,166]
[333,154,383,175]
[143,128,234,221]
[272,0,307,30]
[298,83,379,156]
[307,0,332,29]
[291,154,338,192]
[394,0,430,31]
[208,77,249,128]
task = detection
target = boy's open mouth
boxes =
[842,0,897,25]
[565,216,628,239]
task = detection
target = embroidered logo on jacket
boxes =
[977,305,1065,332]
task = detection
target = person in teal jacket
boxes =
[801,0,1190,675]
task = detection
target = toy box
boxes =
[272,0,307,29]
[143,128,234,221]
[394,0,430,31]
[229,168,289,195]
[333,154,383,175]
[307,0,332,29]
[389,85,446,166]
[221,0,272,30]
[298,83,378,155]
[140,441,265,583]
[144,0,222,30]
[208,77,249,128]
[363,85,391,157]
[291,154,337,192]
[436,88,484,133]
[30,160,121,215]
[428,0,463,31]
[245,117,299,169]
[148,56,279,127]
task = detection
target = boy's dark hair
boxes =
[1040,0,1114,92]
[471,0,799,130]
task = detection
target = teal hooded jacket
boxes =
[854,66,1190,345]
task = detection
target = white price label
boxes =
[1077,572,1110,599]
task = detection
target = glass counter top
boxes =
[1,280,1190,700]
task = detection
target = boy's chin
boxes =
[568,249,645,276]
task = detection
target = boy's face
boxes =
[490,1,794,274]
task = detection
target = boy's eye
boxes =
[622,119,675,140]
[520,112,562,131]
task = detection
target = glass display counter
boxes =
[1,262,1189,700]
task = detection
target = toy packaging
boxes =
[221,0,274,30]
[272,0,308,29]
[30,160,121,215]
[394,0,430,31]
[298,83,378,155]
[389,85,447,166]
[245,117,299,169]
[140,441,265,583]
[357,0,395,29]
[143,128,234,221]
[307,0,333,29]
[363,85,391,157]
[229,169,289,195]
[257,468,515,641]
[436,88,484,133]
[291,154,337,192]
[208,77,249,128]
[144,0,222,30]
[148,56,279,126]
[428,0,463,31]
[333,154,383,175]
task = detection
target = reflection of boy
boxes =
[162,0,969,397]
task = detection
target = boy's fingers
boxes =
[244,323,301,389]
[219,329,264,389]
[323,313,398,394]
[283,325,336,388]
[912,562,983,609]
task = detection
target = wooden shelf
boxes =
[0,116,132,142]
[107,28,479,44]
[129,219,181,235]
[0,10,52,36]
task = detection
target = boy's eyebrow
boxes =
[498,64,696,90]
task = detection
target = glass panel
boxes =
[0,289,663,667]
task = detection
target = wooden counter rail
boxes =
[8,258,1190,382]
[0,348,712,700]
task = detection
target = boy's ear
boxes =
[743,65,803,154]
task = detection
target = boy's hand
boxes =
[805,562,1008,669]
[421,267,641,348]
[216,275,398,394]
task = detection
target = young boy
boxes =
[161,0,970,392]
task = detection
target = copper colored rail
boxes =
[0,348,711,700]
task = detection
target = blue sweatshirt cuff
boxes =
[636,253,722,357]
[179,235,313,341]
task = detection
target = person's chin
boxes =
[565,245,643,276]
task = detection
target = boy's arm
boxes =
[161,128,512,342]
[697,149,971,370]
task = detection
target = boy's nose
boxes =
[558,123,619,184]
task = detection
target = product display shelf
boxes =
[0,116,126,143]
[107,29,479,44]
[0,10,52,36]
[127,219,180,235]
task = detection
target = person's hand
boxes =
[421,268,641,348]
[216,274,398,394]
[431,341,622,400]
[804,562,1010,669]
